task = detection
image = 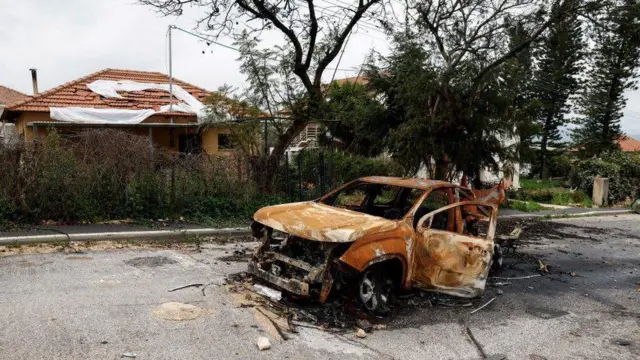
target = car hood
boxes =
[253,201,400,243]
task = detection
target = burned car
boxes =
[249,176,505,314]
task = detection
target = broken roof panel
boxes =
[6,68,210,115]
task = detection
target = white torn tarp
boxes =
[49,79,207,124]
[87,80,205,117]
[50,107,157,124]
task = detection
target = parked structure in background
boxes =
[0,85,29,145]
[0,68,232,154]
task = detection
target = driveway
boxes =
[0,215,638,360]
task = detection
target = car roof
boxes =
[358,176,456,191]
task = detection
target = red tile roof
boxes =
[6,69,210,115]
[332,75,368,86]
[0,85,29,106]
[618,136,640,152]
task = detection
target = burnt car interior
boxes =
[321,182,424,220]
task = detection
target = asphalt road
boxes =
[0,215,638,360]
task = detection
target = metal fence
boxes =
[275,148,336,201]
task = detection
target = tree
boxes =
[140,0,392,190]
[533,0,585,179]
[364,0,585,181]
[320,80,387,157]
[573,0,640,156]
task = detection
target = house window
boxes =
[218,133,233,150]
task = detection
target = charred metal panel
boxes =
[412,230,493,297]
[253,202,399,243]
[248,262,310,296]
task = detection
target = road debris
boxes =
[615,339,631,346]
[356,318,372,333]
[470,297,496,315]
[168,283,204,292]
[257,337,271,351]
[151,302,206,321]
[570,272,577,277]
[372,323,387,330]
[253,284,282,302]
[538,260,549,273]
[355,328,367,338]
[491,282,512,286]
[490,275,542,280]
[121,352,137,358]
[496,289,504,295]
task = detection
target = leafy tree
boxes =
[140,0,393,190]
[573,0,640,156]
[533,0,585,179]
[365,1,585,181]
[320,79,387,157]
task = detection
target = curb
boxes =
[501,209,633,219]
[0,227,252,246]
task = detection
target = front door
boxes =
[412,201,497,297]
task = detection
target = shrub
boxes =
[0,130,404,225]
[570,152,640,204]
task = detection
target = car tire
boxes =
[358,269,392,316]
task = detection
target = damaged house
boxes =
[0,68,232,154]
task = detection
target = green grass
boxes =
[515,178,592,207]
[520,178,564,190]
[502,200,548,212]
[549,191,592,208]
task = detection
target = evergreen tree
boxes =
[534,0,585,178]
[573,0,640,156]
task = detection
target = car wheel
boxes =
[358,270,392,316]
[491,244,503,271]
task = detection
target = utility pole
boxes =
[168,25,174,123]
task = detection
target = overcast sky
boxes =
[1,0,639,137]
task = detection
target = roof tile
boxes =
[0,85,29,106]
[6,68,210,114]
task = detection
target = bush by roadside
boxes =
[570,152,640,205]
[0,129,402,228]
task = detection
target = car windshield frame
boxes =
[319,180,426,220]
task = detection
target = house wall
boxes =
[12,111,228,154]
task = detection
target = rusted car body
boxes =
[249,176,503,311]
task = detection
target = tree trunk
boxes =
[539,113,551,179]
[434,153,450,181]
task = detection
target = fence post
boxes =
[148,127,153,169]
[319,151,325,196]
[170,158,176,216]
[329,148,334,189]
[285,153,290,200]
[298,151,303,201]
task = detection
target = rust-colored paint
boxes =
[249,177,500,303]
[252,201,399,243]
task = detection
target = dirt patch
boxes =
[151,302,206,321]
[0,236,254,257]
[124,256,177,268]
